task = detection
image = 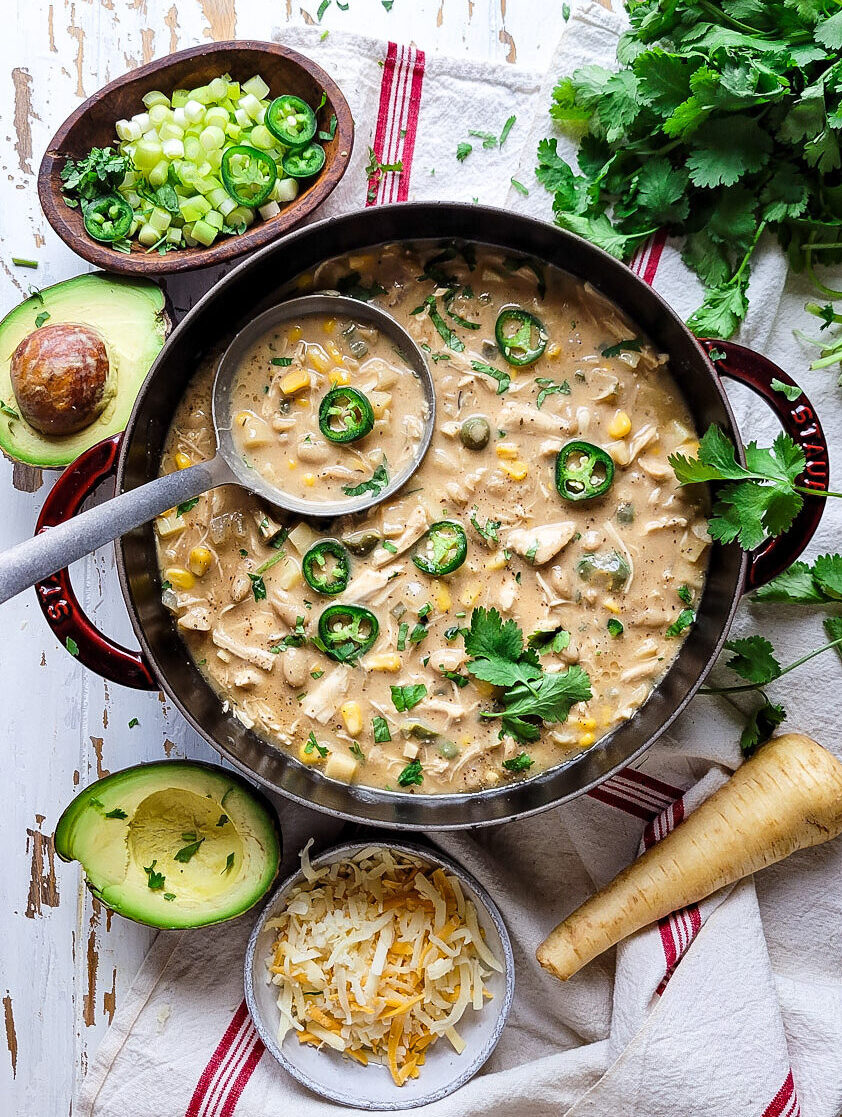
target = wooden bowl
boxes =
[37,41,354,275]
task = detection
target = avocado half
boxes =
[0,272,170,467]
[54,760,282,929]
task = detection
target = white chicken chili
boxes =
[156,242,710,795]
[229,312,428,504]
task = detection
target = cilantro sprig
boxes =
[670,425,841,551]
[463,608,592,743]
[537,1,842,336]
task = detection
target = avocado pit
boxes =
[10,322,114,435]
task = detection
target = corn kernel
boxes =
[323,318,337,336]
[546,342,562,360]
[341,701,363,737]
[460,580,482,608]
[577,716,597,731]
[484,769,501,786]
[326,343,342,364]
[298,740,324,765]
[495,442,519,460]
[432,582,452,612]
[188,546,212,577]
[499,460,528,481]
[280,369,311,396]
[174,451,192,470]
[330,368,351,386]
[288,459,297,469]
[363,652,402,672]
[288,325,302,343]
[603,597,620,614]
[608,410,632,439]
[578,731,596,748]
[307,346,331,374]
[303,473,316,487]
[164,566,194,590]
[234,411,251,427]
[349,254,373,270]
[485,550,508,571]
[460,733,471,747]
[296,397,310,407]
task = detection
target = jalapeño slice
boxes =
[265,95,318,148]
[412,521,468,577]
[555,440,615,502]
[282,144,326,179]
[302,540,351,596]
[495,307,548,366]
[220,145,277,208]
[83,194,133,242]
[318,386,375,443]
[317,604,379,662]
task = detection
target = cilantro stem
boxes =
[806,350,842,370]
[731,220,767,286]
[806,259,842,300]
[700,634,842,694]
[793,485,842,499]
[696,0,756,33]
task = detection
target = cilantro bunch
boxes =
[462,607,592,743]
[669,424,842,550]
[537,0,842,337]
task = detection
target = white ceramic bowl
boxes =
[244,840,515,1110]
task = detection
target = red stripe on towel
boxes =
[186,1002,249,1116]
[397,46,425,201]
[762,1070,800,1117]
[366,42,398,206]
[218,1031,266,1117]
[366,43,425,206]
[642,229,667,286]
[186,1000,264,1117]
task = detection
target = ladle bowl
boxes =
[0,295,435,605]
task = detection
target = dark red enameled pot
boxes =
[32,205,830,829]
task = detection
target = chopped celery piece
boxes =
[191,218,218,246]
[242,74,270,100]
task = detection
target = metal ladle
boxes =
[0,295,437,606]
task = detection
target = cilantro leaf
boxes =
[740,699,786,757]
[813,554,842,600]
[724,636,781,685]
[493,666,593,743]
[527,626,571,654]
[174,837,205,863]
[143,860,165,890]
[397,758,423,786]
[752,559,826,604]
[342,461,389,498]
[670,425,810,550]
[502,752,534,773]
[390,684,427,712]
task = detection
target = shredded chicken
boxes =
[505,522,577,565]
[301,666,351,723]
[212,628,277,672]
[371,505,429,567]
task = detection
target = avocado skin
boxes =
[54,760,282,930]
[0,272,170,467]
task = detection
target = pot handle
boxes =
[700,338,830,593]
[33,434,157,690]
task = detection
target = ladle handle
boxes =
[0,455,228,606]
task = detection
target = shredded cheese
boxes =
[264,845,502,1085]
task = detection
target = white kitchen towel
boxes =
[77,6,842,1117]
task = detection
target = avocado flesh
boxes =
[54,761,281,929]
[0,272,168,467]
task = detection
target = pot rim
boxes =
[114,202,748,829]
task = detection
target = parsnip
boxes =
[537,734,842,982]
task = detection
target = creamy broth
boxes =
[229,313,427,504]
[156,243,709,795]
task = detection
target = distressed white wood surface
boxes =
[0,2,568,1113]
